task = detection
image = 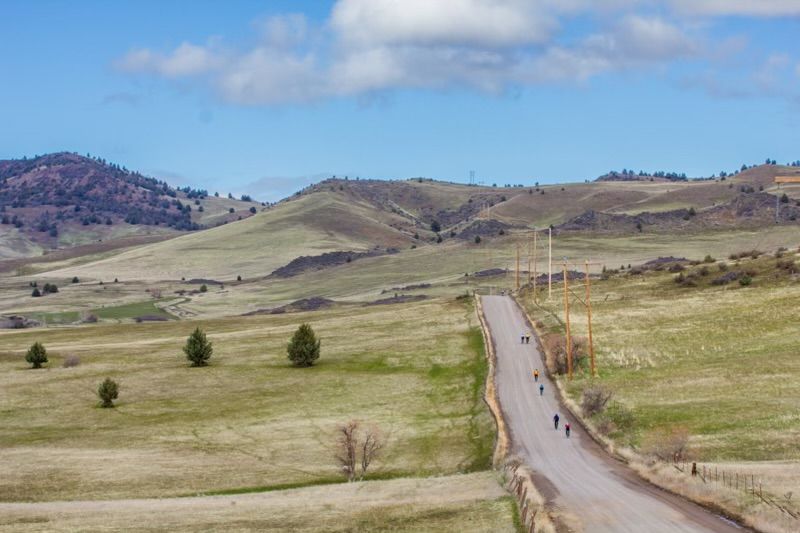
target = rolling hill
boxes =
[0,152,261,259]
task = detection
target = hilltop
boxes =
[0,152,261,259]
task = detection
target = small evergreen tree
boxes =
[31,288,41,297]
[183,327,213,367]
[25,342,48,368]
[72,276,80,283]
[474,235,481,244]
[287,324,321,367]
[200,284,208,293]
[430,220,441,232]
[97,378,119,408]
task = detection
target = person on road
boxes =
[539,383,544,396]
[553,413,560,429]
[533,369,539,382]
[565,422,571,438]
[520,333,525,344]
[525,333,531,344]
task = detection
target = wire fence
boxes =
[672,459,799,520]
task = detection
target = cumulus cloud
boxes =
[668,0,800,17]
[116,0,790,105]
[117,41,223,77]
[330,0,556,48]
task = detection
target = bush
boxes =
[43,283,58,294]
[287,323,321,367]
[541,333,587,375]
[62,354,80,368]
[80,312,98,323]
[183,327,213,367]
[71,276,79,283]
[474,235,481,244]
[199,284,208,293]
[31,288,41,297]
[25,342,48,368]
[581,385,613,416]
[739,275,752,286]
[237,275,242,281]
[668,263,685,273]
[430,220,441,232]
[97,378,119,408]
[702,255,715,263]
[249,206,257,214]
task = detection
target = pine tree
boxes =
[183,328,213,367]
[25,342,48,369]
[97,378,119,408]
[287,324,321,367]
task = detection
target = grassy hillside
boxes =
[0,298,493,501]
[39,192,413,281]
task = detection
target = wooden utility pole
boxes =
[563,260,573,380]
[548,228,553,300]
[585,260,596,377]
[527,236,532,287]
[515,243,520,291]
[533,231,538,303]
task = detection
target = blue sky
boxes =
[0,1,798,200]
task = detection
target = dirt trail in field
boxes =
[482,295,746,533]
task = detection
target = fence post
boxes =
[751,475,755,495]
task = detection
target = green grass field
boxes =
[521,249,800,462]
[0,297,494,502]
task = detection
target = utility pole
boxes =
[515,243,520,291]
[563,260,573,380]
[548,228,553,300]
[585,260,596,377]
[533,230,538,303]
[527,236,531,287]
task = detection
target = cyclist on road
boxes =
[539,383,544,396]
[565,423,571,438]
[533,369,539,382]
[553,413,560,430]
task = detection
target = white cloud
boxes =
[116,1,787,105]
[117,42,222,77]
[668,0,800,17]
[331,0,556,48]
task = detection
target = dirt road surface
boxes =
[481,295,745,533]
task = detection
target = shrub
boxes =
[702,255,715,263]
[717,262,728,272]
[249,206,257,214]
[581,385,613,416]
[474,235,481,244]
[541,333,587,375]
[25,342,48,368]
[287,323,321,367]
[71,276,79,283]
[430,220,441,232]
[97,378,119,408]
[183,327,213,367]
[739,275,752,286]
[237,275,242,281]
[31,288,41,297]
[199,284,208,293]
[80,312,98,323]
[668,263,685,273]
[43,283,58,294]
[62,354,80,368]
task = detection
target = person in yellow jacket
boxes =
[533,368,539,382]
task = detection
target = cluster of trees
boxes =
[30,282,58,297]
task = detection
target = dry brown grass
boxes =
[0,472,515,532]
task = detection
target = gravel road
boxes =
[482,295,746,533]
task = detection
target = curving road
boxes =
[482,295,745,533]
